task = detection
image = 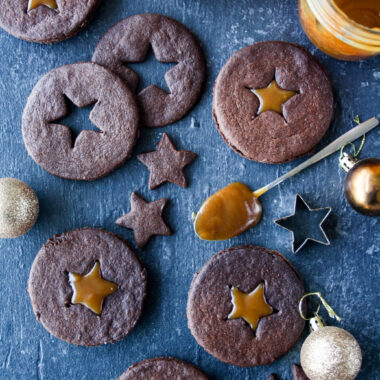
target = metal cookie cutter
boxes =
[275,194,331,253]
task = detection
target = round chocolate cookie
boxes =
[22,62,139,181]
[0,0,101,44]
[28,228,147,346]
[187,245,305,367]
[213,41,334,163]
[92,13,206,127]
[118,357,208,380]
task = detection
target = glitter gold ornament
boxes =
[299,293,362,380]
[0,178,39,238]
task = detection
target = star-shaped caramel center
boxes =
[228,283,273,330]
[69,262,118,315]
[251,80,296,116]
[27,0,58,12]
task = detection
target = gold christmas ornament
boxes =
[299,293,362,380]
[0,178,39,238]
[340,153,380,216]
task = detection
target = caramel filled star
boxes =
[251,80,296,116]
[228,283,273,330]
[68,262,118,315]
[27,0,58,12]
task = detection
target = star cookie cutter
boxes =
[275,194,331,253]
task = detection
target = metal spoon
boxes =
[194,116,379,241]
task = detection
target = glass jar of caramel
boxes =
[299,0,380,60]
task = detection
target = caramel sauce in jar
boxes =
[193,182,262,241]
[299,0,380,60]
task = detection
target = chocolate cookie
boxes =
[118,357,208,380]
[28,228,147,346]
[137,133,197,190]
[213,41,334,163]
[22,63,139,181]
[187,245,305,367]
[92,13,206,127]
[0,0,101,44]
[267,375,278,380]
[116,192,171,248]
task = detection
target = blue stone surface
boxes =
[0,0,379,379]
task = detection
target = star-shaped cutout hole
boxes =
[27,0,58,12]
[228,283,273,331]
[116,192,171,248]
[137,133,197,190]
[275,194,331,253]
[249,79,297,119]
[51,95,102,148]
[68,261,118,315]
[126,47,177,94]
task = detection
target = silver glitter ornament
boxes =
[0,178,39,238]
[299,293,362,380]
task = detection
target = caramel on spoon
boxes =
[193,117,379,241]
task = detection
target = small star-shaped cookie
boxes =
[69,261,118,315]
[116,192,171,248]
[228,283,273,331]
[137,133,197,190]
[251,79,296,116]
[28,0,58,12]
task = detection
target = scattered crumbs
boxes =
[373,72,380,80]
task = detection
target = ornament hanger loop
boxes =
[299,292,342,322]
[340,134,366,160]
[339,116,366,160]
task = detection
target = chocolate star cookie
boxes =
[28,228,147,346]
[187,245,305,367]
[213,41,334,163]
[116,192,171,248]
[0,0,101,43]
[137,133,197,190]
[92,13,206,127]
[118,357,208,380]
[22,63,139,181]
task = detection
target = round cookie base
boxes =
[28,227,147,346]
[0,0,102,44]
[212,41,334,164]
[118,357,208,380]
[187,245,306,367]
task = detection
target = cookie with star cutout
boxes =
[28,228,147,346]
[92,13,206,127]
[22,63,139,181]
[186,245,305,367]
[118,357,209,380]
[0,0,101,44]
[213,41,334,163]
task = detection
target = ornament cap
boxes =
[309,315,325,331]
[339,152,357,172]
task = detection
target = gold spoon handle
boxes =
[253,117,379,197]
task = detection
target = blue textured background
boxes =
[0,1,379,379]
